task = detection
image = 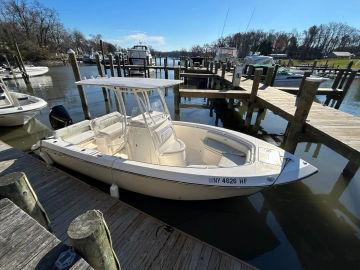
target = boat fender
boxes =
[110,184,119,199]
[39,151,54,165]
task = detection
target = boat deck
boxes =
[0,140,255,270]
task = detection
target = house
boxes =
[328,51,355,59]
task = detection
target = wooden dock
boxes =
[178,70,360,176]
[0,140,255,270]
[0,198,92,269]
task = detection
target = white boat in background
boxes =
[243,55,329,86]
[127,45,153,66]
[0,79,47,126]
[0,65,49,80]
[37,77,317,200]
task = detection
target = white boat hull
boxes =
[40,119,317,200]
[0,92,47,126]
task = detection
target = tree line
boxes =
[0,0,117,61]
[166,23,360,60]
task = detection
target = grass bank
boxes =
[288,58,360,69]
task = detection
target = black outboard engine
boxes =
[49,105,73,130]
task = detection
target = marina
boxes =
[1,1,360,268]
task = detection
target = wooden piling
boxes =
[68,49,91,120]
[164,57,168,79]
[108,54,115,77]
[146,56,150,77]
[246,65,254,79]
[334,70,357,109]
[0,172,51,230]
[284,78,322,153]
[210,62,214,74]
[270,64,279,86]
[174,68,181,115]
[338,61,353,89]
[331,69,344,89]
[185,59,189,71]
[264,67,274,86]
[115,53,122,77]
[311,60,317,73]
[122,57,127,77]
[245,69,263,126]
[100,40,107,74]
[214,61,219,74]
[68,210,121,270]
[95,53,111,114]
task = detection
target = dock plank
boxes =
[0,143,254,269]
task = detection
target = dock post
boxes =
[342,161,359,179]
[214,61,219,74]
[68,210,121,270]
[311,60,317,73]
[146,56,150,77]
[100,40,107,75]
[264,67,274,86]
[245,68,263,126]
[122,57,127,77]
[108,53,115,77]
[284,78,322,153]
[185,59,189,71]
[164,57,168,79]
[210,62,214,74]
[338,61,353,89]
[68,49,91,120]
[95,53,110,113]
[174,67,181,117]
[246,65,254,79]
[221,63,226,79]
[115,53,122,77]
[270,64,279,86]
[0,172,51,230]
[324,69,345,106]
[334,70,356,109]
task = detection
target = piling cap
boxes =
[68,210,103,239]
[305,77,324,83]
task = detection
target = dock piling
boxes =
[174,67,181,116]
[95,52,110,113]
[270,64,279,86]
[264,67,274,86]
[100,40,107,74]
[108,53,115,77]
[68,49,91,119]
[115,53,122,77]
[245,68,263,126]
[0,172,51,230]
[68,210,121,270]
[284,78,322,153]
[334,70,357,109]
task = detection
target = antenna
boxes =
[220,6,230,39]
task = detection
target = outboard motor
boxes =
[49,105,73,130]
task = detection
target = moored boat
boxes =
[0,79,47,126]
[37,77,317,200]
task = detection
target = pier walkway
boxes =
[179,71,360,173]
[0,140,254,270]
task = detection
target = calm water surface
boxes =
[1,64,360,270]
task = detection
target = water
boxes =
[1,64,360,269]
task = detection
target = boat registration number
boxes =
[209,177,247,185]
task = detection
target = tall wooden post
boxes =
[245,69,263,126]
[14,43,31,86]
[331,69,344,89]
[174,68,181,116]
[270,64,279,86]
[246,65,254,79]
[146,56,150,77]
[115,53,122,77]
[185,59,189,71]
[0,172,51,230]
[95,53,110,114]
[311,60,317,73]
[122,57,127,77]
[338,61,353,89]
[214,61,219,74]
[100,40,107,75]
[284,78,322,153]
[108,54,115,77]
[68,210,121,270]
[68,49,91,119]
[143,58,147,78]
[210,62,214,74]
[334,70,356,109]
[164,57,168,79]
[264,67,274,86]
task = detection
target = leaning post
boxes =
[334,70,356,109]
[108,53,115,77]
[0,172,51,230]
[245,68,263,126]
[115,53,122,77]
[264,67,274,86]
[284,78,322,153]
[174,67,181,115]
[338,61,353,89]
[100,39,107,75]
[68,49,91,119]
[68,210,121,270]
[270,64,279,86]
[95,52,110,113]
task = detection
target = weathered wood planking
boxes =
[0,198,91,270]
[0,141,255,270]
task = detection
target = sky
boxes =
[39,0,360,51]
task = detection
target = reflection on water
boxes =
[1,64,360,269]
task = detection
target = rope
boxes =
[23,174,52,230]
[94,209,122,270]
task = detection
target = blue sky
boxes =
[40,0,360,51]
